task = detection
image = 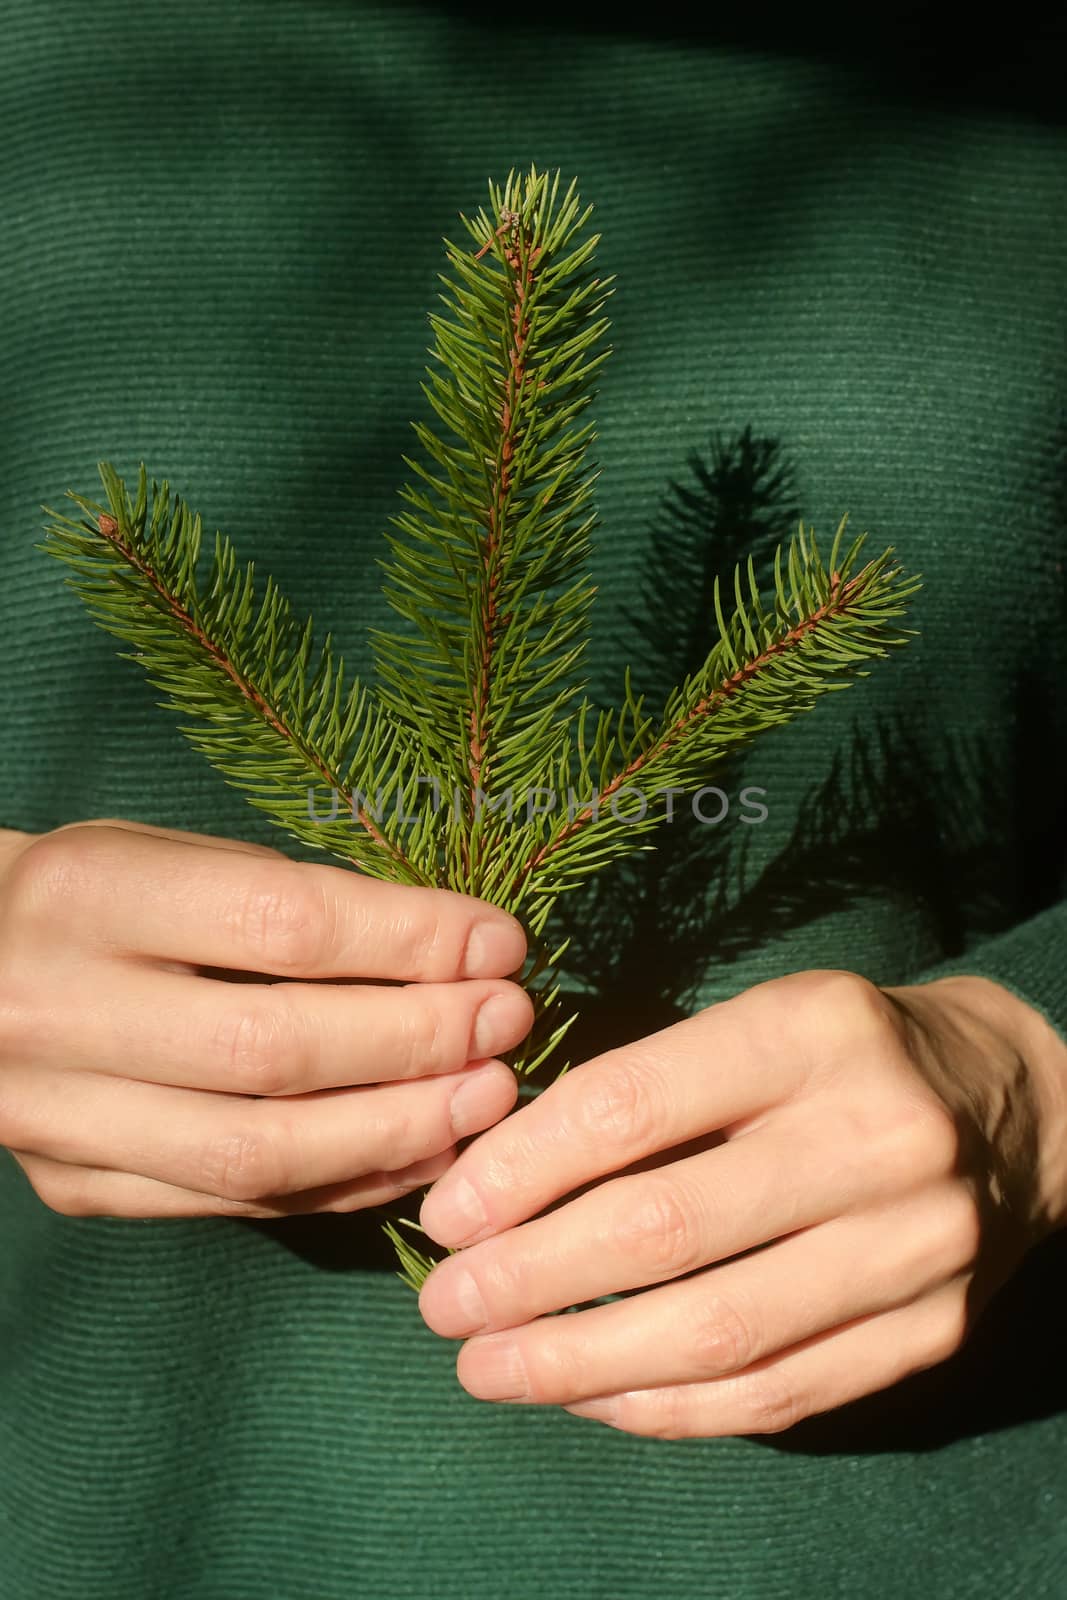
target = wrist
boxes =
[907,974,1067,1240]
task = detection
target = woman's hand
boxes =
[0,819,532,1218]
[416,968,1067,1437]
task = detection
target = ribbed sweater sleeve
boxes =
[913,900,1067,1049]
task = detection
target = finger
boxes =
[50,817,288,858]
[418,974,833,1247]
[418,1096,952,1338]
[0,1059,518,1199]
[452,1184,977,1404]
[25,962,533,1092]
[561,1280,969,1438]
[14,823,528,980]
[10,1143,459,1219]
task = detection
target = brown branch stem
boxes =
[464,215,541,878]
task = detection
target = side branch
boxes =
[94,512,416,876]
[521,560,883,879]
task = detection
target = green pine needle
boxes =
[381,1217,453,1295]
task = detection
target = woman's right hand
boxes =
[0,819,533,1219]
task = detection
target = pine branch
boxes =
[40,165,922,1293]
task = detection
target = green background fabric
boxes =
[2,4,1066,1596]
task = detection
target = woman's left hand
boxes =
[416,968,1067,1437]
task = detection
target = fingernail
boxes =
[464,915,527,977]
[462,1336,529,1401]
[420,1172,487,1242]
[472,991,527,1058]
[423,1264,488,1336]
[448,1071,506,1142]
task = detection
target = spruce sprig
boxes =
[39,165,921,1292]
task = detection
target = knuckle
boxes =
[210,993,310,1095]
[828,967,883,1014]
[228,868,328,975]
[881,1095,961,1186]
[391,900,448,980]
[831,1080,961,1192]
[626,1387,690,1441]
[200,1119,289,1201]
[610,1177,704,1278]
[370,1086,451,1174]
[381,1104,428,1171]
[688,1288,759,1377]
[818,970,899,1048]
[6,825,109,921]
[740,1368,803,1434]
[522,1332,591,1406]
[394,990,446,1076]
[571,1056,661,1151]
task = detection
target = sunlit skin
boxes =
[417,966,1067,1438]
[0,821,532,1218]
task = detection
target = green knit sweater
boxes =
[2,6,1066,1598]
